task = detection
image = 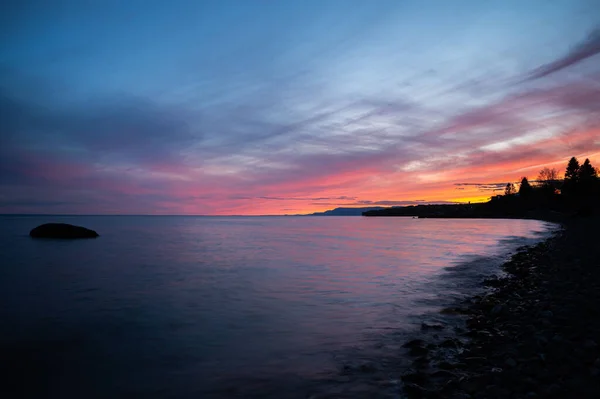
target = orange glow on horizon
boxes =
[203,148,600,216]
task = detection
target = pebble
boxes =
[491,304,504,315]
[421,322,445,331]
[584,339,597,348]
[402,371,427,385]
[551,334,562,342]
[403,339,426,349]
[409,346,430,356]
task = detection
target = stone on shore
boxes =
[29,223,99,239]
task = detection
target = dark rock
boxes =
[460,378,484,394]
[441,307,465,315]
[490,304,504,315]
[30,223,99,239]
[464,357,487,365]
[438,361,467,370]
[450,394,471,399]
[413,356,431,368]
[440,339,461,348]
[402,382,430,398]
[421,322,445,331]
[404,339,427,349]
[551,334,563,342]
[410,346,430,356]
[430,369,458,380]
[402,370,428,385]
[584,339,597,349]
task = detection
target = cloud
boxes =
[351,199,459,206]
[0,199,84,209]
[528,28,600,80]
[2,18,600,215]
[0,91,200,166]
[455,183,516,191]
[227,195,357,201]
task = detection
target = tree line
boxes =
[504,157,599,197]
[500,156,600,216]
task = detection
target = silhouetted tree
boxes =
[578,158,598,180]
[537,167,559,188]
[578,158,599,197]
[564,157,580,182]
[563,157,580,196]
[518,177,532,197]
[505,183,516,196]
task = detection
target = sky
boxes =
[1,0,600,215]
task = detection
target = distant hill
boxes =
[310,207,387,216]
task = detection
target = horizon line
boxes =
[0,202,478,218]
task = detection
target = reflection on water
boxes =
[0,216,555,398]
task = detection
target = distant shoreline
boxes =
[362,203,571,224]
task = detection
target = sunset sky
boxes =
[1,0,600,215]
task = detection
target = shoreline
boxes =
[399,215,600,398]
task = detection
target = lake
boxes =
[0,215,556,398]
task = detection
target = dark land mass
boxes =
[398,215,600,398]
[29,223,99,239]
[362,202,569,222]
[310,206,388,216]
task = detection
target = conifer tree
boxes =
[563,157,580,195]
[578,158,598,181]
[518,177,532,197]
[564,157,580,183]
[578,158,599,196]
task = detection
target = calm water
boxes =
[0,216,556,398]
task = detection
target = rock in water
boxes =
[29,223,99,239]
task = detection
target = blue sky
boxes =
[1,0,599,214]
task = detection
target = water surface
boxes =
[0,216,555,398]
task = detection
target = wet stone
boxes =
[584,339,597,349]
[403,339,427,349]
[402,370,428,385]
[421,322,445,331]
[409,346,430,357]
[490,304,504,315]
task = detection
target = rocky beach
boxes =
[400,215,600,398]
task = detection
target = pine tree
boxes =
[578,158,598,181]
[578,158,599,196]
[518,177,532,197]
[563,157,580,196]
[564,157,580,182]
